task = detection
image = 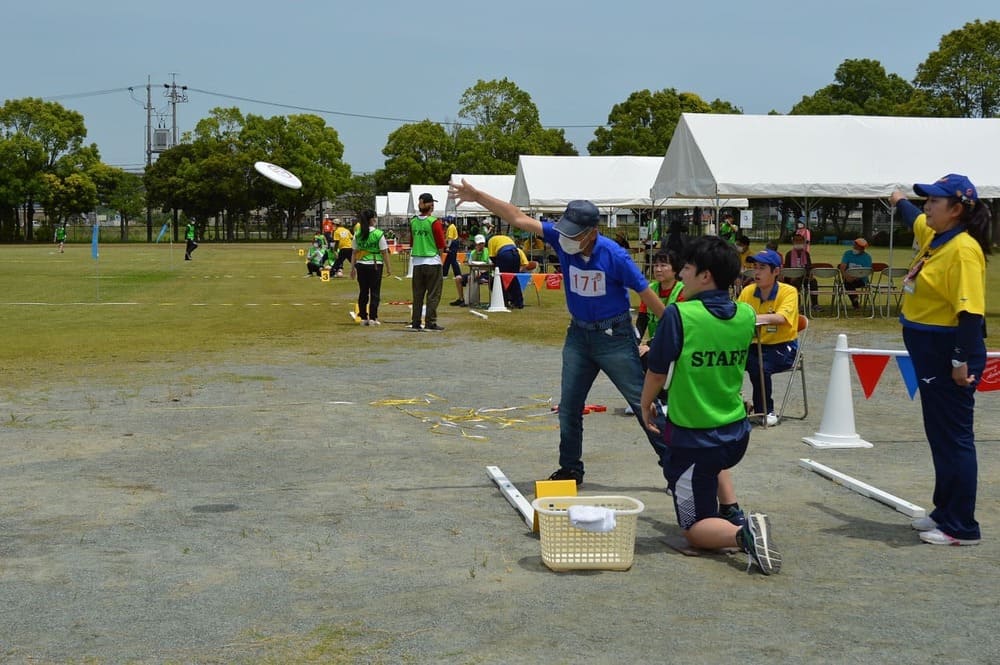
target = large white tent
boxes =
[651,113,1000,201]
[445,174,515,216]
[511,155,747,212]
[385,192,410,218]
[374,195,388,216]
[407,185,450,218]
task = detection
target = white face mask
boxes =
[559,233,586,255]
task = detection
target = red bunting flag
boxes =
[500,272,515,289]
[977,357,1000,392]
[545,274,563,290]
[851,354,891,399]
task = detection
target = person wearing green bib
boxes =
[350,209,392,326]
[641,236,782,575]
[408,193,447,331]
[55,224,67,253]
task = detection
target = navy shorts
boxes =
[665,440,749,530]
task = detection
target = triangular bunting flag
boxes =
[500,272,515,289]
[895,355,919,399]
[545,274,563,290]
[515,273,531,290]
[851,354,891,399]
[531,273,546,291]
[977,357,1000,392]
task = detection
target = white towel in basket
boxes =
[567,505,616,533]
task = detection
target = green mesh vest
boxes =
[410,216,438,257]
[355,228,384,263]
[647,280,684,340]
[668,300,756,429]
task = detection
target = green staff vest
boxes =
[354,228,385,263]
[468,247,489,262]
[410,216,438,257]
[668,300,756,429]
[185,224,195,241]
[647,280,684,340]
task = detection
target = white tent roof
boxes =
[445,174,515,215]
[407,185,450,217]
[375,195,388,216]
[652,113,1000,200]
[385,192,410,217]
[511,155,747,211]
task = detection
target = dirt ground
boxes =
[1,326,999,664]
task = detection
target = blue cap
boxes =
[746,249,782,268]
[913,173,978,204]
[553,200,600,237]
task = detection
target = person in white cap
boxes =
[450,234,490,306]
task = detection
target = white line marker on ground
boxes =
[470,310,488,319]
[486,465,533,528]
[799,458,926,518]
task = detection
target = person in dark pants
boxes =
[408,193,446,331]
[184,219,198,260]
[350,209,392,326]
[441,217,462,278]
[890,174,991,546]
[487,234,524,309]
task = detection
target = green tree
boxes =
[791,59,917,116]
[588,88,741,156]
[915,19,1000,118]
[376,120,456,193]
[90,164,145,240]
[341,172,377,219]
[0,97,91,241]
[38,171,98,226]
[453,78,576,173]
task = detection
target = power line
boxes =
[43,86,144,101]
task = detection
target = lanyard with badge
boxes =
[903,247,933,295]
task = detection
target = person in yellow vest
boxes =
[737,249,800,427]
[408,193,447,331]
[330,218,353,277]
[641,235,781,575]
[890,173,990,546]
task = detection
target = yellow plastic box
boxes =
[531,495,644,571]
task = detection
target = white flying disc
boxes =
[254,161,302,189]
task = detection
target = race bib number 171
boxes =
[568,265,607,297]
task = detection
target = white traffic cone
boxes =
[803,333,873,449]
[487,268,510,313]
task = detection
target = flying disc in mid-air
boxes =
[254,161,302,189]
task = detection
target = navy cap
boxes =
[913,173,978,204]
[418,192,437,203]
[553,200,600,237]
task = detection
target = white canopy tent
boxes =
[385,192,410,218]
[511,155,748,212]
[652,112,1000,200]
[375,195,388,217]
[445,174,516,216]
[651,112,1000,265]
[407,185,450,218]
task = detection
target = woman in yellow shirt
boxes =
[890,174,991,546]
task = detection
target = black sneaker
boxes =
[739,512,781,575]
[406,323,423,331]
[547,468,583,486]
[449,298,466,307]
[424,323,445,331]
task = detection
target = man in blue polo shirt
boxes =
[449,178,668,484]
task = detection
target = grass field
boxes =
[1,240,997,392]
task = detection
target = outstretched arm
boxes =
[449,179,543,235]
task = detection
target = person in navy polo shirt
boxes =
[449,178,669,485]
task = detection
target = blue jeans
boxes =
[745,341,798,414]
[558,318,668,475]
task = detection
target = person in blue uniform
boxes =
[448,178,669,485]
[890,173,991,546]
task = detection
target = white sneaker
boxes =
[371,319,381,326]
[361,319,370,326]
[919,528,980,546]
[764,413,779,427]
[910,516,937,531]
[624,404,634,415]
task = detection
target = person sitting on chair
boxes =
[737,249,800,427]
[838,238,873,309]
[783,231,820,310]
[450,234,491,306]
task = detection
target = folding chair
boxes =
[841,267,875,318]
[808,265,842,317]
[779,266,808,314]
[732,267,755,298]
[775,315,809,421]
[872,266,909,317]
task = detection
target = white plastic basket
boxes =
[531,495,645,571]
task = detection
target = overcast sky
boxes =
[4,1,998,175]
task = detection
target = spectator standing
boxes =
[442,216,462,278]
[890,174,990,546]
[795,218,811,251]
[350,209,392,326]
[408,193,446,331]
[331,219,354,277]
[321,216,335,246]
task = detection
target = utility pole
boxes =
[163,75,188,241]
[145,76,153,242]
